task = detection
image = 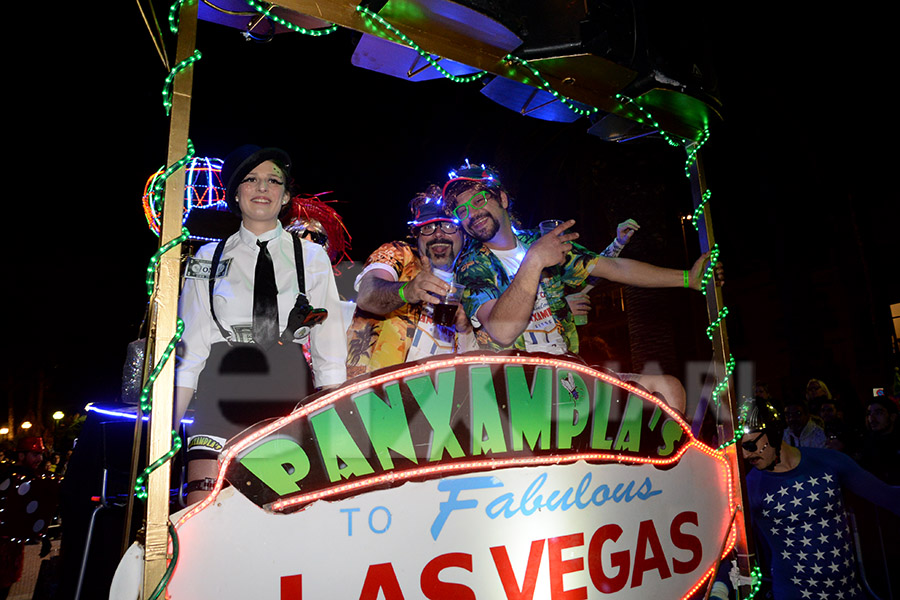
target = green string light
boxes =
[135,430,183,500]
[683,127,710,176]
[148,522,180,600]
[503,55,599,117]
[146,229,191,295]
[245,0,338,36]
[162,49,202,116]
[716,436,738,451]
[168,0,187,34]
[746,565,762,599]
[701,243,721,296]
[691,190,711,231]
[355,5,486,83]
[138,318,186,414]
[706,305,729,340]
[710,353,736,406]
[614,93,682,148]
[149,140,196,217]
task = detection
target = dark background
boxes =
[3,1,896,439]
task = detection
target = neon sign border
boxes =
[171,354,739,596]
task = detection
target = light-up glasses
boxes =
[452,190,491,221]
[417,221,460,236]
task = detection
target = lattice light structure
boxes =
[142,156,227,238]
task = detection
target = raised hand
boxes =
[527,219,579,269]
[405,254,452,304]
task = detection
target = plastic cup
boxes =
[434,281,465,327]
[538,219,564,236]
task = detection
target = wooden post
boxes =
[687,145,756,596]
[141,2,197,597]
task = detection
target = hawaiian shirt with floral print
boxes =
[346,241,424,378]
[455,229,599,354]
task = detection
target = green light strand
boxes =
[355,5,486,83]
[162,49,202,116]
[706,305,729,340]
[168,0,186,34]
[148,522,179,600]
[746,565,762,599]
[149,140,196,217]
[710,353,736,406]
[503,55,599,117]
[683,127,710,177]
[614,93,682,148]
[691,190,711,231]
[717,436,738,451]
[145,228,191,295]
[700,243,721,296]
[245,0,338,36]
[135,430,183,501]
[138,318,186,414]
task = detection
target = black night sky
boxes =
[3,1,896,436]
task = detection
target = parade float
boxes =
[126,1,752,598]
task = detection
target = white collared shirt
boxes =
[177,222,347,389]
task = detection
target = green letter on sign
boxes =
[506,366,552,451]
[310,407,375,483]
[355,385,418,470]
[239,438,311,496]
[407,370,465,462]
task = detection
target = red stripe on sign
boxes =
[281,574,302,600]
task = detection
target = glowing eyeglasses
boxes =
[418,221,460,236]
[452,190,491,221]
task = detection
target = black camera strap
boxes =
[208,233,306,342]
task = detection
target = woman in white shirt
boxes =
[175,145,347,504]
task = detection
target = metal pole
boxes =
[687,144,757,596]
[141,1,197,597]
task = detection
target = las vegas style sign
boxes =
[168,352,737,599]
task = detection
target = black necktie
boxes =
[253,239,279,348]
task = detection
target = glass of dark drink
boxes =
[433,281,465,328]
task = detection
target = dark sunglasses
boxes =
[301,229,328,246]
[741,431,768,453]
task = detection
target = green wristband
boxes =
[398,281,409,303]
[683,270,690,288]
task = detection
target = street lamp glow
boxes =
[0,427,9,435]
[21,421,33,430]
[52,411,65,421]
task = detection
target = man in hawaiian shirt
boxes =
[346,185,478,377]
[444,162,712,411]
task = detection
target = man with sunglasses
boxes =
[713,398,899,600]
[346,186,478,377]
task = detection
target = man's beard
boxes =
[424,237,457,267]
[466,212,499,242]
